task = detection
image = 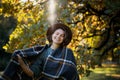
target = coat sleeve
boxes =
[12,45,44,58]
[67,48,80,80]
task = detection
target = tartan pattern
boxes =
[13,44,79,80]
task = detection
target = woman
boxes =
[0,23,79,80]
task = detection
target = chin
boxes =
[54,42,61,45]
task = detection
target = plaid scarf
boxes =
[13,44,79,80]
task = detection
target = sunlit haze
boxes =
[47,0,57,25]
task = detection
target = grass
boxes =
[81,63,120,80]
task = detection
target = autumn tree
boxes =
[1,0,120,77]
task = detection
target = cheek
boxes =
[52,34,55,40]
[61,37,64,40]
[60,37,64,42]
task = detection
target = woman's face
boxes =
[52,29,65,46]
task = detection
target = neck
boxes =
[50,43,60,50]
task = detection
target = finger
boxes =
[17,54,22,62]
[17,54,24,65]
[17,54,21,59]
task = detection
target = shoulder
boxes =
[65,48,74,58]
[66,48,73,53]
[33,44,49,51]
[66,48,77,65]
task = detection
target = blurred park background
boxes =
[0,0,120,80]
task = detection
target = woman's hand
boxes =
[17,54,34,77]
[17,54,25,66]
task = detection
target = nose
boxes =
[56,34,61,39]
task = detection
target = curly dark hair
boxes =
[46,23,72,47]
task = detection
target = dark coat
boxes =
[4,44,79,80]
